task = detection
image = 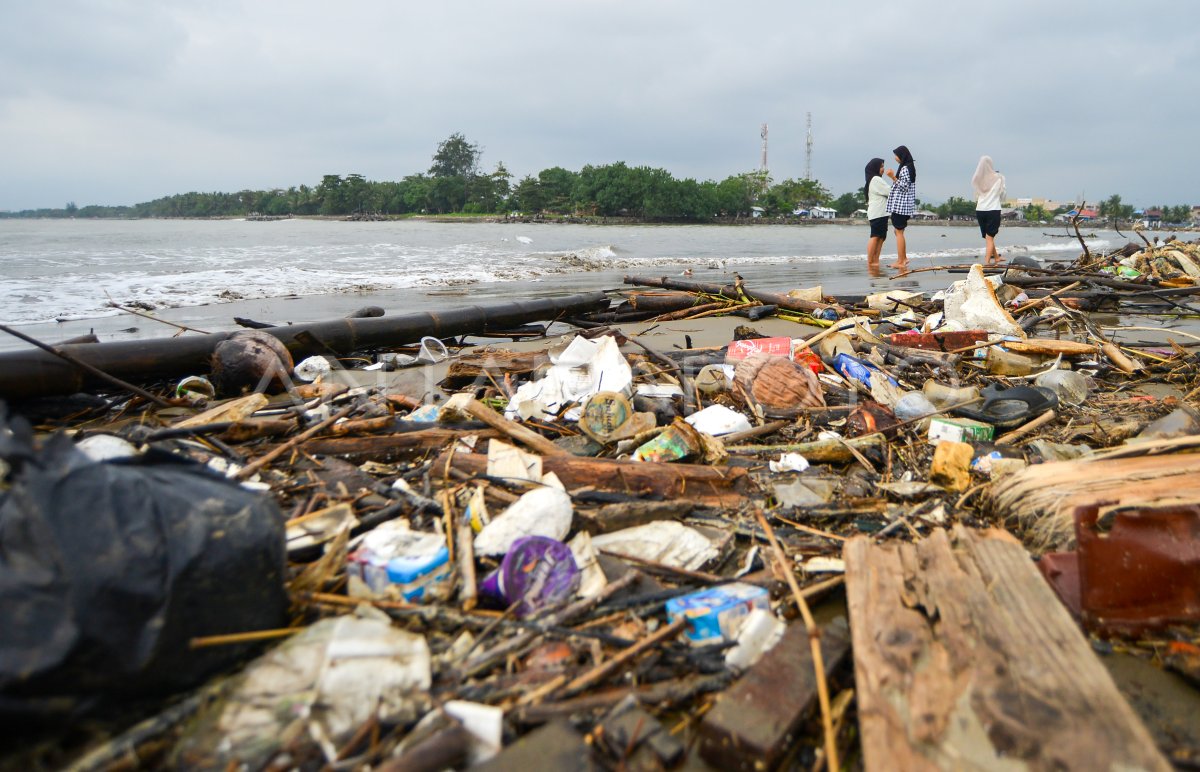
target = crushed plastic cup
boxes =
[894,391,938,424]
[1034,369,1091,406]
[695,364,732,396]
[631,419,702,462]
[175,375,215,404]
[479,536,580,618]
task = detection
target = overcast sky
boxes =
[1,0,1196,211]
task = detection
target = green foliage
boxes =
[1024,204,1049,222]
[429,133,481,179]
[1098,194,1135,222]
[831,191,863,217]
[934,196,975,219]
[1164,204,1192,223]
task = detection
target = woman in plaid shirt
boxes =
[884,145,917,267]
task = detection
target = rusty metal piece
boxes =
[1039,503,1200,637]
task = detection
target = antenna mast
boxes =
[805,112,813,180]
[760,123,769,174]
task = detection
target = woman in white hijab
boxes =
[972,156,1006,264]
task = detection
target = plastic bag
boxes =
[0,410,287,715]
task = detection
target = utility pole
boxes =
[805,112,813,181]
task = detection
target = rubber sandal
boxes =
[953,384,1058,429]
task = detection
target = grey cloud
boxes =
[1,0,1196,210]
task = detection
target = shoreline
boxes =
[6,211,1196,232]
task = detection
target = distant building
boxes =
[1140,208,1163,228]
[1001,208,1025,221]
[913,210,938,220]
[852,208,868,219]
[751,206,765,218]
[809,206,837,220]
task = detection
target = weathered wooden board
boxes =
[844,526,1169,772]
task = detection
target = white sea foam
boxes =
[0,220,1129,326]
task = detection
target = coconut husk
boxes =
[732,353,825,417]
[211,331,295,396]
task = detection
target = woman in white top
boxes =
[972,155,1006,264]
[864,158,892,272]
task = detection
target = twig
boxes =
[753,510,839,772]
[996,409,1056,445]
[236,403,356,478]
[190,627,301,648]
[555,617,687,698]
[106,293,211,335]
[0,322,174,408]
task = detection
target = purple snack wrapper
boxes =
[479,535,580,618]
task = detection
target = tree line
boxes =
[2,133,1191,224]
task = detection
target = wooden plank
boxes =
[844,526,1170,771]
[698,617,850,770]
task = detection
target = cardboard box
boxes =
[927,416,994,444]
[725,337,792,363]
[666,583,770,646]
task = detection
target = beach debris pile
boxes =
[3,239,1200,769]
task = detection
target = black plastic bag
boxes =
[0,407,287,715]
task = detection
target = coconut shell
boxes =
[211,331,295,396]
[732,353,825,416]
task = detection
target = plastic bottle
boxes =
[893,392,938,430]
[986,347,1034,376]
[922,381,980,410]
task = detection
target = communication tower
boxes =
[760,123,769,173]
[805,112,813,180]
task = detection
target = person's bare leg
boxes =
[984,234,998,263]
[867,236,882,275]
[894,228,908,265]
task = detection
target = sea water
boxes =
[0,217,1115,348]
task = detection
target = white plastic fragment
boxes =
[486,440,543,482]
[473,486,573,556]
[685,404,753,436]
[769,453,811,473]
[724,608,786,673]
[591,521,718,571]
[802,556,846,574]
[443,701,504,764]
[941,264,1027,338]
[505,335,632,421]
[567,531,609,598]
[294,355,333,382]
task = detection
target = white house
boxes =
[809,206,837,220]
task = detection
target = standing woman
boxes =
[864,158,891,271]
[972,155,1006,263]
[885,145,917,266]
